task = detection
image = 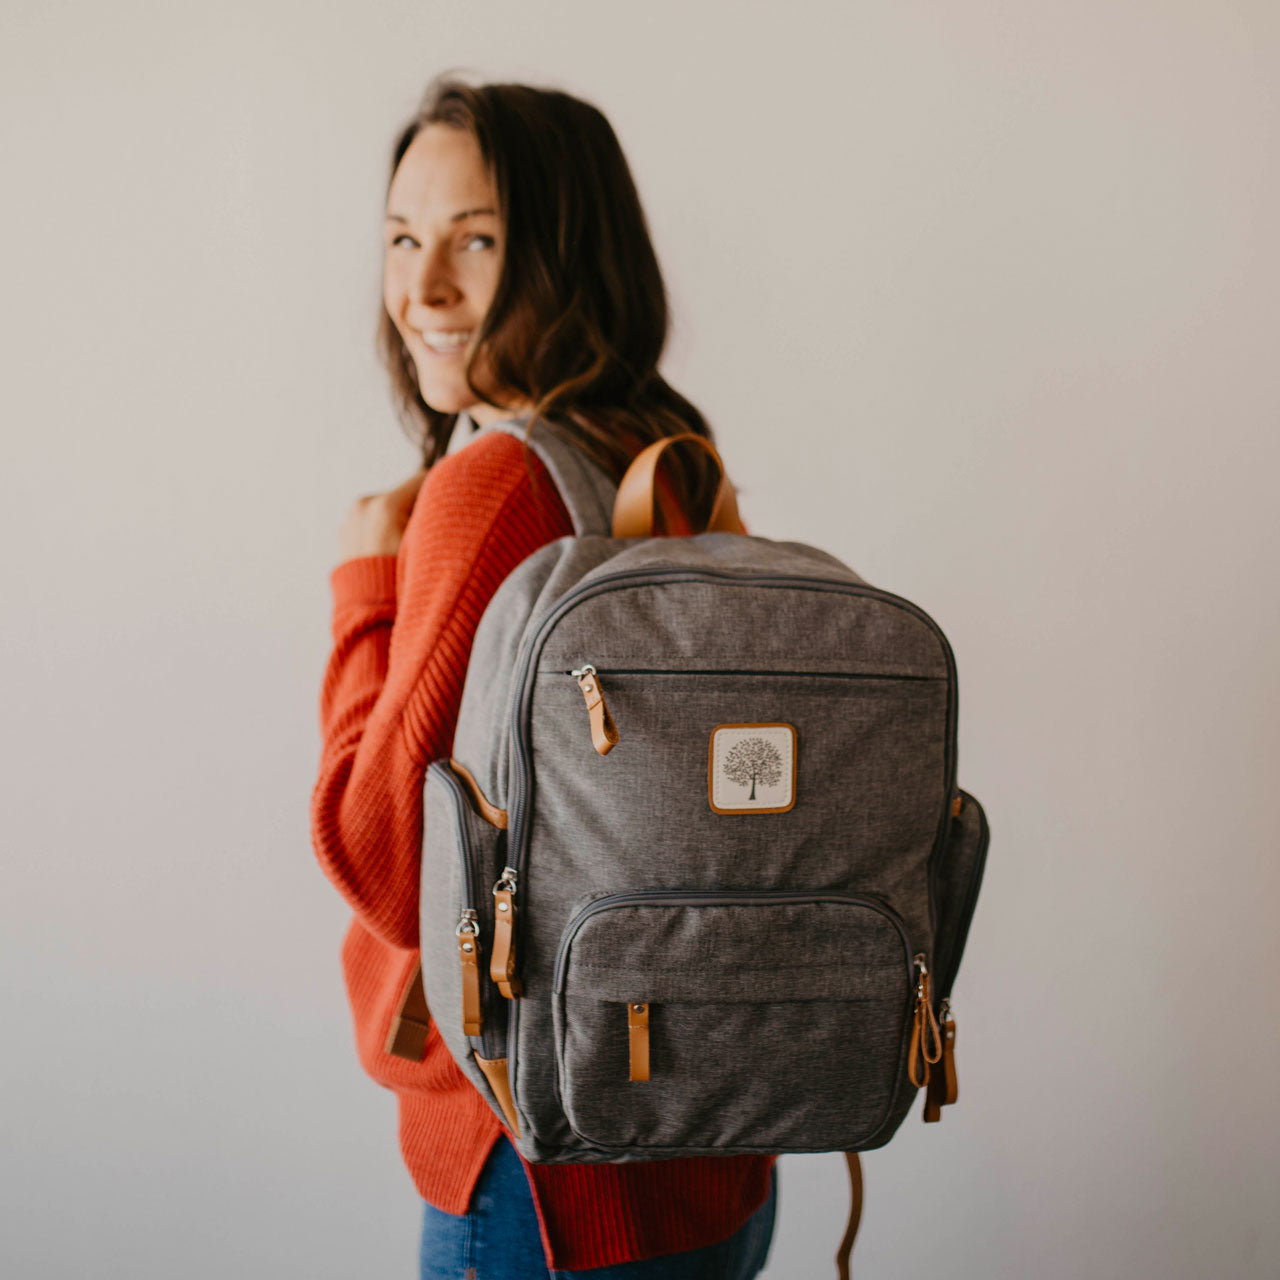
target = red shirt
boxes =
[311,427,775,1270]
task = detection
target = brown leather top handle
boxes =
[611,433,745,537]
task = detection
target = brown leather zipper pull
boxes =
[490,867,523,999]
[628,1002,650,1082]
[571,665,618,756]
[923,1002,958,1122]
[907,953,942,1088]
[456,910,482,1037]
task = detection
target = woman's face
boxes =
[383,124,527,426]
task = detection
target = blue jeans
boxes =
[419,1136,777,1279]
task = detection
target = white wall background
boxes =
[3,1,1277,1276]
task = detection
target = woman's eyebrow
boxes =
[384,207,497,224]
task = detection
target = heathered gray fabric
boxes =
[451,538,619,809]
[447,412,626,806]
[419,417,986,1164]
[537,577,948,679]
[558,997,910,1153]
[485,416,618,536]
[418,764,509,1107]
[553,899,910,1152]
[525,672,946,934]
[931,790,990,999]
[559,900,909,1002]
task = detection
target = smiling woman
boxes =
[380,124,525,429]
[371,76,726,522]
[312,72,773,1280]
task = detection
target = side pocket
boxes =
[418,759,511,1118]
[932,790,990,1001]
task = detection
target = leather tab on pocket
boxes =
[490,888,523,999]
[458,933,483,1037]
[628,1002,650,1082]
[575,668,618,755]
[923,1015,958,1122]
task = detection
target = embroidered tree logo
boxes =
[723,736,783,801]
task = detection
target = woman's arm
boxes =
[310,431,573,950]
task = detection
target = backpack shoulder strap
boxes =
[473,414,618,537]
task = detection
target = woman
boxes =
[311,75,777,1279]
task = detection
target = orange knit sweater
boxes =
[311,427,775,1270]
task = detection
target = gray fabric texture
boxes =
[484,416,618,536]
[931,790,990,1000]
[557,995,910,1153]
[418,763,509,1107]
[419,414,986,1163]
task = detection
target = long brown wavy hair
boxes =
[375,72,729,530]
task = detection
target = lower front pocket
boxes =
[551,891,916,1153]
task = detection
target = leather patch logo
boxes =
[708,723,796,814]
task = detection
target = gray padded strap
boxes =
[465,414,617,536]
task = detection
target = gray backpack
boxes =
[391,417,989,1274]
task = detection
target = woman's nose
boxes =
[412,244,460,307]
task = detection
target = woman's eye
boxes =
[386,232,494,251]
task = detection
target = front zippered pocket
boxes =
[551,889,917,1154]
[507,567,959,891]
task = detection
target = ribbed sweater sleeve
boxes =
[310,431,573,950]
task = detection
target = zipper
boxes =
[428,761,479,918]
[564,666,945,753]
[563,666,946,681]
[552,888,915,995]
[504,565,958,1108]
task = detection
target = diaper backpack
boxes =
[391,416,990,1277]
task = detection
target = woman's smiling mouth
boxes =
[417,328,473,355]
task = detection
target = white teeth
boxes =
[420,329,472,351]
